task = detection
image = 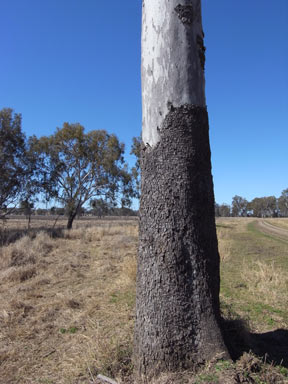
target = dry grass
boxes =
[241,260,288,307]
[218,218,288,329]
[0,231,54,268]
[0,220,138,384]
[137,353,288,384]
[216,218,252,262]
[1,217,288,384]
[217,225,234,262]
[265,218,288,230]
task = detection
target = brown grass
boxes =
[1,217,288,384]
[241,260,288,307]
[216,218,252,262]
[0,231,54,268]
[0,220,138,384]
[139,353,287,384]
[265,218,288,230]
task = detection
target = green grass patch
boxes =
[215,359,232,372]
[195,373,219,384]
[110,291,135,308]
[247,221,288,246]
[59,326,78,334]
[219,219,288,330]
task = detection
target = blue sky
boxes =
[1,0,287,206]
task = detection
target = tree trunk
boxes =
[67,211,77,230]
[52,214,61,230]
[134,0,228,381]
[27,214,31,230]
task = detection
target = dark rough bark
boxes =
[174,4,195,25]
[134,105,228,381]
[67,211,77,230]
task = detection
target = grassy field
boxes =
[218,218,288,330]
[0,217,287,383]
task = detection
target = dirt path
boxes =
[256,220,288,242]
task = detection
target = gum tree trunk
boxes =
[67,210,77,230]
[134,0,229,381]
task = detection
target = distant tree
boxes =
[30,123,135,229]
[130,136,141,198]
[215,203,220,217]
[215,203,231,217]
[263,196,277,217]
[110,206,138,217]
[90,198,112,218]
[0,109,33,217]
[55,207,65,216]
[76,206,86,218]
[218,204,231,217]
[231,195,248,217]
[249,198,263,217]
[50,206,57,215]
[35,208,48,216]
[19,199,34,228]
[249,196,277,217]
[278,188,288,217]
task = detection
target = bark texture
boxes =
[67,212,77,230]
[142,0,206,147]
[135,0,228,380]
[134,105,228,380]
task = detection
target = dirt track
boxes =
[256,220,288,242]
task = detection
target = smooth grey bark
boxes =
[142,0,206,147]
[134,0,228,381]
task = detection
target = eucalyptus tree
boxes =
[31,123,135,229]
[278,188,288,217]
[134,0,228,380]
[231,195,249,217]
[0,108,36,217]
[90,198,112,218]
[130,136,141,197]
[250,196,277,217]
[216,203,231,217]
[19,199,34,228]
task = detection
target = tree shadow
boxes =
[222,318,288,367]
[0,225,65,246]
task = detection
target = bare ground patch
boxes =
[256,220,288,242]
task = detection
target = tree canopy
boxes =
[278,188,288,217]
[130,136,141,198]
[215,191,288,218]
[30,123,136,228]
[0,108,35,216]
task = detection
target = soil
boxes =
[257,220,288,242]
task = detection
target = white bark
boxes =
[142,0,206,147]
